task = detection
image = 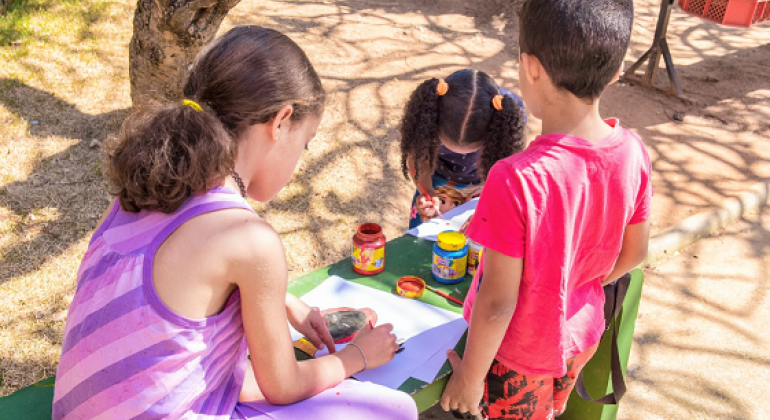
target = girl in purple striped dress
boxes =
[52,26,417,420]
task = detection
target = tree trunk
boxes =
[129,0,242,108]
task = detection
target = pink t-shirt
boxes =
[463,119,652,377]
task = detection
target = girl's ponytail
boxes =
[104,26,324,214]
[479,94,526,179]
[399,78,442,180]
[104,101,236,213]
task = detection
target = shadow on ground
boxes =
[0,1,768,412]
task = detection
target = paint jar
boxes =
[432,231,468,284]
[467,239,483,277]
[351,223,386,275]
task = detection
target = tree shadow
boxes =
[216,0,533,273]
[614,33,770,407]
[620,208,770,419]
[1,0,769,409]
[606,41,770,231]
[0,78,129,286]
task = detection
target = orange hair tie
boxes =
[491,95,504,111]
[436,79,449,96]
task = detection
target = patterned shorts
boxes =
[481,344,599,420]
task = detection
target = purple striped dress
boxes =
[53,187,418,420]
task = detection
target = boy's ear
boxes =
[521,53,540,85]
[269,105,294,142]
[609,62,624,85]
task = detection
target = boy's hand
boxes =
[440,349,483,416]
[417,195,440,221]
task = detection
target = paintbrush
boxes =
[407,166,444,220]
[425,285,464,305]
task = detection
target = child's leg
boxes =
[552,343,599,417]
[233,379,418,420]
[482,360,555,420]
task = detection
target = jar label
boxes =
[432,253,467,280]
[352,245,385,272]
[468,248,482,276]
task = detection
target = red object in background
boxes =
[352,223,386,275]
[678,0,770,28]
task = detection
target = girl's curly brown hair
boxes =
[105,26,325,213]
[399,69,525,182]
[104,104,235,213]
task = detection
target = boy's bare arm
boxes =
[463,249,522,381]
[440,248,522,414]
[602,220,650,286]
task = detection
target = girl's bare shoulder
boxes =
[175,208,283,264]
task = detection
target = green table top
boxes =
[0,232,643,418]
[287,233,472,412]
[288,234,472,311]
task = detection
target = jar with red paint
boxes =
[351,223,386,275]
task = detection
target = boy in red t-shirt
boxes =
[439,0,652,419]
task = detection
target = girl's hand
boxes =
[417,195,440,221]
[348,322,399,370]
[286,295,336,353]
[460,214,473,233]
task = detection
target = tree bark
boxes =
[129,0,242,108]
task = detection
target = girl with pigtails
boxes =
[400,69,527,228]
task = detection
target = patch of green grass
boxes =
[91,162,102,178]
[0,0,110,47]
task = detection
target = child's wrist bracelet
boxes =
[347,343,368,372]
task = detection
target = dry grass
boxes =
[2,0,769,399]
[0,0,130,394]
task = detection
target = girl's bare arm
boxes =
[232,217,397,404]
[407,155,435,197]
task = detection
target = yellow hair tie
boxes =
[183,99,203,112]
[436,79,449,96]
[491,95,504,111]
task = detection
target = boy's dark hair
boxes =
[518,0,634,99]
[105,26,325,213]
[399,69,526,181]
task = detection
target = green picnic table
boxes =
[0,233,644,419]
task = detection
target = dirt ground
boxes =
[0,0,768,408]
[422,206,770,420]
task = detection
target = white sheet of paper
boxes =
[290,275,462,343]
[354,317,468,388]
[409,318,468,383]
[405,198,478,241]
[289,276,466,388]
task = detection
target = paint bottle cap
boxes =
[396,276,426,299]
[437,231,467,251]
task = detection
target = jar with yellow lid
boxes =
[432,230,469,284]
[467,239,483,277]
